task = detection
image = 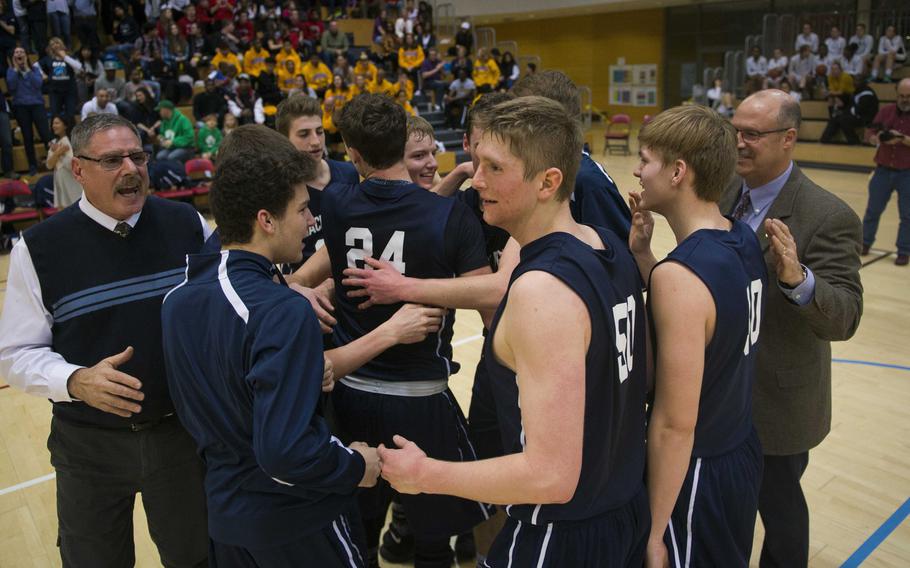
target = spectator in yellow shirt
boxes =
[393,71,415,101]
[278,59,299,93]
[211,41,242,76]
[396,89,417,116]
[303,53,333,96]
[368,68,396,97]
[324,74,353,112]
[243,37,270,78]
[353,51,378,84]
[351,74,368,97]
[472,47,501,93]
[398,33,425,84]
[276,39,302,74]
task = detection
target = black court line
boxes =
[862,250,894,268]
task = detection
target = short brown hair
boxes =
[276,94,322,136]
[637,105,737,202]
[212,125,316,245]
[406,115,435,143]
[465,92,514,136]
[511,70,581,120]
[476,96,581,201]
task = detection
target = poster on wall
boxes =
[610,62,658,107]
[633,64,658,86]
[610,86,633,105]
[610,65,632,85]
[633,87,658,107]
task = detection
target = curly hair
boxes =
[336,93,407,170]
[211,125,316,245]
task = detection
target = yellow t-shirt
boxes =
[368,79,396,97]
[324,88,352,111]
[243,47,270,77]
[393,79,414,101]
[353,61,378,84]
[398,46,425,71]
[277,67,298,92]
[472,58,501,88]
[303,62,333,90]
[827,72,854,95]
[276,50,302,74]
[211,52,242,75]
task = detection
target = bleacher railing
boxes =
[436,3,457,40]
[578,85,593,131]
[475,27,497,53]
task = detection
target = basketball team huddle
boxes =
[0,69,865,568]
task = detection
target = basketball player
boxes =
[403,115,440,190]
[276,94,359,263]
[378,97,650,567]
[290,94,494,568]
[628,106,768,567]
[160,125,445,567]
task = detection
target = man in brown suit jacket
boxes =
[721,89,864,567]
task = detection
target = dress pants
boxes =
[48,415,208,568]
[758,452,810,568]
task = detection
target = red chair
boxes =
[41,206,60,218]
[604,113,632,156]
[0,179,40,227]
[185,158,215,209]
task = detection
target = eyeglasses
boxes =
[735,128,793,144]
[77,151,150,171]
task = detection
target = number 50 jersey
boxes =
[322,178,488,382]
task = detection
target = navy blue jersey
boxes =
[322,178,488,381]
[161,250,365,549]
[301,159,360,262]
[485,226,647,523]
[652,218,768,458]
[571,152,632,243]
[455,186,510,271]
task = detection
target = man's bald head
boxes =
[731,89,801,188]
[897,78,910,112]
[740,89,802,131]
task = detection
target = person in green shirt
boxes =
[156,100,195,162]
[196,113,223,159]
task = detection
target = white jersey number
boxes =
[612,295,637,383]
[345,228,407,273]
[743,279,763,355]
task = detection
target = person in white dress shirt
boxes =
[746,46,768,94]
[825,26,846,59]
[795,23,819,54]
[766,48,789,88]
[872,25,906,83]
[848,23,875,64]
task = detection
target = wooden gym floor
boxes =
[1,138,908,567]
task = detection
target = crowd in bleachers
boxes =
[716,22,906,145]
[0,0,531,227]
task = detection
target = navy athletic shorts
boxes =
[664,428,762,568]
[210,506,366,568]
[331,381,495,540]
[483,485,649,567]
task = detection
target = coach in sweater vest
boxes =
[0,114,211,567]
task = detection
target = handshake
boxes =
[350,442,382,487]
[350,435,426,493]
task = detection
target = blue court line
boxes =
[841,498,910,567]
[832,359,910,372]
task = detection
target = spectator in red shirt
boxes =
[234,11,255,49]
[210,0,235,23]
[862,78,910,265]
[177,5,198,37]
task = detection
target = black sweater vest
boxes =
[24,196,204,427]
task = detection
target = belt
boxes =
[128,412,176,432]
[340,375,448,397]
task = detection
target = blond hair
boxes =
[477,96,581,201]
[637,105,737,202]
[406,115,435,143]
